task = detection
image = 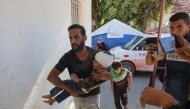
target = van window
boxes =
[133,38,157,51]
[121,36,143,50]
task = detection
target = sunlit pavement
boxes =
[100,71,163,109]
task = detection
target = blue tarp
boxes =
[92,33,135,50]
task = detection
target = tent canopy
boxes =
[92,19,144,37]
[92,19,144,50]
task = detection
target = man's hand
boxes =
[173,33,190,62]
[147,43,154,55]
[140,87,177,109]
[93,68,111,80]
[70,73,80,83]
[146,44,159,65]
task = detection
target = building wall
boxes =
[149,12,190,32]
[149,13,173,30]
[0,0,91,109]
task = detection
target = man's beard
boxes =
[71,40,85,52]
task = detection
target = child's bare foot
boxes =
[42,94,55,105]
[42,98,55,105]
[42,94,52,99]
[124,105,128,109]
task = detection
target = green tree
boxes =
[132,0,176,32]
[92,0,176,31]
[92,0,140,28]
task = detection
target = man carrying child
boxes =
[42,51,113,105]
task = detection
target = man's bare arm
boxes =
[47,68,78,96]
[140,87,179,109]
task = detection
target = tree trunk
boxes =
[92,0,101,29]
[142,10,148,33]
[94,16,100,29]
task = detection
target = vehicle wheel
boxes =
[121,61,135,74]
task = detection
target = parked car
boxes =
[110,34,170,74]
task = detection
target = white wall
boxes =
[0,0,91,109]
[83,0,92,46]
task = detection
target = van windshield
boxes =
[121,36,143,50]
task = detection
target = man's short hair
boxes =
[68,24,86,36]
[169,12,190,25]
[111,60,122,69]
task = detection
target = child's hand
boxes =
[127,84,131,91]
[111,86,114,91]
[71,73,80,83]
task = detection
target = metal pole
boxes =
[151,0,165,87]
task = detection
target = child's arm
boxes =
[127,71,133,91]
[110,77,114,91]
[70,73,80,83]
[78,75,95,90]
[71,73,95,90]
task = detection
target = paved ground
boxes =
[100,71,163,109]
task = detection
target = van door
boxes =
[132,38,157,72]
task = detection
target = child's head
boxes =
[111,60,122,74]
[92,51,113,70]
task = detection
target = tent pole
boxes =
[151,0,165,88]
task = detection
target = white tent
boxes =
[92,19,144,38]
[91,19,145,50]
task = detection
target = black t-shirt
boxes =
[55,46,99,97]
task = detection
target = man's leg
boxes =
[73,96,83,109]
[185,83,190,109]
[148,71,159,87]
[158,70,165,84]
[148,76,153,87]
[73,94,100,109]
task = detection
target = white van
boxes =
[110,34,171,74]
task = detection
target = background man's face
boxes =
[69,28,86,52]
[170,19,190,37]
